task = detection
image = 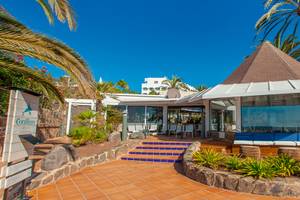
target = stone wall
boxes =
[37,108,66,141]
[183,142,300,198]
[28,139,141,190]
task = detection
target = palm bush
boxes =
[193,148,225,169]
[69,110,109,146]
[238,158,276,179]
[267,154,300,177]
[225,155,243,171]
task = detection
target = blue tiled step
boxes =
[136,146,187,150]
[121,157,182,163]
[129,151,184,156]
[142,141,192,146]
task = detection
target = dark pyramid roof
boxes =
[223,41,300,84]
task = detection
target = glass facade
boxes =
[127,106,163,131]
[241,94,300,133]
[167,107,204,124]
[210,99,236,132]
[127,106,145,123]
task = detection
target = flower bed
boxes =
[183,142,300,197]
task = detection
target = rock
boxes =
[107,149,116,160]
[185,164,199,181]
[197,167,215,186]
[253,180,270,195]
[95,152,107,164]
[42,174,54,185]
[115,145,129,158]
[129,132,145,139]
[86,157,94,166]
[28,180,41,190]
[62,144,79,160]
[224,174,239,191]
[64,165,71,176]
[54,168,64,180]
[237,177,255,193]
[214,172,227,188]
[79,159,87,169]
[269,181,286,196]
[283,184,300,196]
[41,145,73,171]
[70,164,79,174]
[108,132,121,146]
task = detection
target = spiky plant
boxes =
[162,75,190,91]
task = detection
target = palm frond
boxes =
[0,15,96,98]
[36,0,54,25]
[0,57,64,103]
[44,0,77,30]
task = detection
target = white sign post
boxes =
[0,89,40,200]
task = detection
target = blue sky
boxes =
[2,0,265,92]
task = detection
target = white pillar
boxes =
[162,105,168,134]
[204,100,210,137]
[221,110,225,132]
[144,106,147,129]
[235,97,242,132]
[66,102,72,135]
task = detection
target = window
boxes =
[143,87,148,91]
[210,99,236,132]
[127,106,145,123]
[241,94,300,133]
[154,81,158,84]
[168,107,204,124]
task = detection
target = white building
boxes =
[141,77,168,95]
[141,77,197,95]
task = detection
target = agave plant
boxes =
[256,0,300,42]
[0,2,95,102]
[193,148,225,169]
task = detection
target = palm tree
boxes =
[273,31,300,61]
[0,2,95,102]
[116,80,129,92]
[149,89,159,95]
[97,82,118,93]
[162,76,189,91]
[255,0,300,42]
[196,85,207,92]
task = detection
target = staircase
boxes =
[121,141,192,163]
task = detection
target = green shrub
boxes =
[94,129,108,143]
[267,154,300,177]
[69,126,94,146]
[225,155,243,171]
[238,158,276,179]
[193,148,225,169]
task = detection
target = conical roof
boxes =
[223,42,300,84]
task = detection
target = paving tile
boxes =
[28,138,300,200]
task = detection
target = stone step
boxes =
[29,155,44,160]
[142,141,192,146]
[135,146,187,150]
[34,148,51,155]
[130,149,185,154]
[129,151,184,156]
[121,154,182,163]
[34,143,54,149]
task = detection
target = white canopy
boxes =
[202,80,300,99]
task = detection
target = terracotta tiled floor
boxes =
[28,160,299,200]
